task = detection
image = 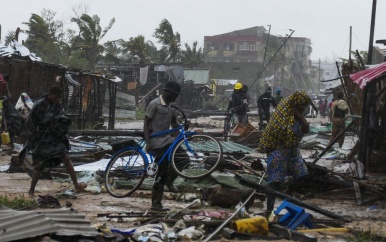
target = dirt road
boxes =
[1,115,386,240]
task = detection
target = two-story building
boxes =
[203,26,315,97]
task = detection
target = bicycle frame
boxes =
[149,123,197,166]
[105,105,223,198]
[119,123,197,172]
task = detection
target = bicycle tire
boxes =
[105,147,148,198]
[171,134,223,179]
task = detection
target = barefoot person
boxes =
[26,85,86,197]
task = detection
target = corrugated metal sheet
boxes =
[184,69,210,85]
[183,138,254,154]
[220,140,255,154]
[0,207,99,241]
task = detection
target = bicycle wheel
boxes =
[105,147,148,198]
[171,134,223,179]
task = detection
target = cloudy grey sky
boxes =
[1,0,385,62]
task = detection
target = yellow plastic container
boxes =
[233,216,268,235]
[1,131,10,145]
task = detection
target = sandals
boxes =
[74,182,87,193]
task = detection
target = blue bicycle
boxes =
[105,106,224,198]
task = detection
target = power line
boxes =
[250,29,295,90]
[283,53,300,91]
[289,38,313,93]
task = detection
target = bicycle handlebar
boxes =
[171,105,190,130]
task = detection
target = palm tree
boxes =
[72,14,115,70]
[4,31,15,46]
[153,19,181,63]
[103,40,128,64]
[23,13,62,63]
[157,47,169,63]
[181,41,205,67]
[120,35,155,64]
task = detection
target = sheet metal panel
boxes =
[184,69,210,85]
[0,207,99,241]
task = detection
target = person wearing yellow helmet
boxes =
[227,82,249,125]
[234,82,243,90]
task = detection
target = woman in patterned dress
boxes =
[257,91,311,217]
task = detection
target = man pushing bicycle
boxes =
[143,80,185,211]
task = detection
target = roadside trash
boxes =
[235,202,250,218]
[268,211,277,223]
[189,198,201,209]
[367,205,379,211]
[132,223,165,241]
[1,131,10,144]
[37,195,61,208]
[178,226,205,240]
[275,199,314,230]
[233,216,268,235]
[179,193,197,202]
[65,190,74,196]
[309,149,320,158]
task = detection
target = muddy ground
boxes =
[1,115,386,241]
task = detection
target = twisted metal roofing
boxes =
[0,207,99,241]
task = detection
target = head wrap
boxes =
[257,91,311,153]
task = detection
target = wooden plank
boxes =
[270,224,317,242]
[239,178,351,222]
[306,162,383,192]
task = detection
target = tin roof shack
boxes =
[183,69,214,110]
[341,62,386,173]
[97,64,211,111]
[0,56,66,100]
[0,56,120,130]
[67,71,121,130]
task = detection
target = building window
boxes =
[239,44,256,51]
[207,44,217,50]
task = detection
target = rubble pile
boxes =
[1,119,386,241]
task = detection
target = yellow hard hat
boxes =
[234,82,243,90]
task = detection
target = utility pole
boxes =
[251,29,295,90]
[261,25,271,93]
[318,58,321,93]
[367,0,377,65]
[349,26,352,63]
[263,25,271,68]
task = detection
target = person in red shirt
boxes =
[328,99,334,122]
[319,100,326,118]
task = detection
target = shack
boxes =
[0,56,120,130]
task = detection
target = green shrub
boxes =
[0,195,37,209]
[136,108,146,120]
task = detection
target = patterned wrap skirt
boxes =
[266,148,308,183]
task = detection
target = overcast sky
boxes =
[1,0,385,62]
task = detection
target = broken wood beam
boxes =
[306,162,383,193]
[68,129,224,137]
[68,130,144,137]
[312,119,357,164]
[221,228,284,240]
[161,219,228,227]
[239,178,351,222]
